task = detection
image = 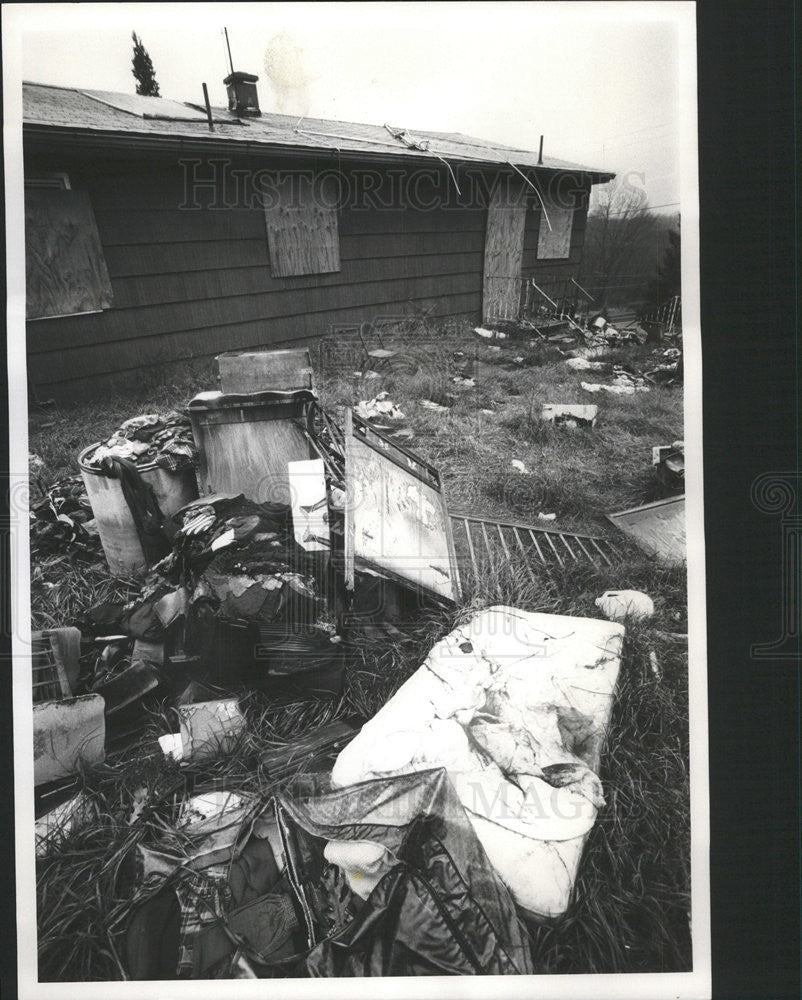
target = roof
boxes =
[23,81,614,180]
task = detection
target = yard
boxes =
[29,318,691,979]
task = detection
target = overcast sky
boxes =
[13,2,689,212]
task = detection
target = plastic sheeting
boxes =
[279,767,534,976]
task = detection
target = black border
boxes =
[699,2,800,998]
[2,3,801,998]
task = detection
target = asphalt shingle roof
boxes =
[23,81,613,179]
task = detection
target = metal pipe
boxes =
[202,83,214,132]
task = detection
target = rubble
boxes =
[542,403,598,428]
[29,338,687,980]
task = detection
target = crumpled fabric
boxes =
[29,476,100,558]
[279,767,534,977]
[84,412,197,472]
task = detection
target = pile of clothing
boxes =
[30,476,100,559]
[83,412,197,472]
[115,494,340,693]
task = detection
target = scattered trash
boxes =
[480,408,495,415]
[353,391,413,440]
[538,511,557,522]
[595,589,655,621]
[644,347,683,384]
[564,357,609,371]
[330,606,625,917]
[35,792,94,857]
[33,694,106,785]
[450,375,476,387]
[649,650,662,680]
[474,327,508,340]
[541,404,598,428]
[511,459,529,474]
[419,399,451,412]
[31,627,81,703]
[607,495,686,564]
[30,477,101,560]
[280,766,535,975]
[653,440,685,496]
[354,391,405,423]
[158,732,184,761]
[178,699,246,762]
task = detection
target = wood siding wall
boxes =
[24,148,590,394]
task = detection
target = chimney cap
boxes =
[224,71,259,85]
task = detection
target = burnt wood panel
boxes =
[263,175,340,277]
[25,188,114,320]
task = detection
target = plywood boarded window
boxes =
[537,196,574,260]
[25,181,114,320]
[263,174,341,277]
[482,177,527,322]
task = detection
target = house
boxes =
[22,73,613,397]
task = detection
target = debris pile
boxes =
[30,477,100,559]
[29,335,686,981]
[82,412,197,472]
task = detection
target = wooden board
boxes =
[25,188,113,319]
[537,198,574,260]
[217,347,314,393]
[482,178,527,322]
[263,175,341,277]
[344,411,460,603]
[607,495,686,564]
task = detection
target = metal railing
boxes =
[518,276,595,332]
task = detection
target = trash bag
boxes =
[278,767,534,976]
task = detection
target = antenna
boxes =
[224,27,235,75]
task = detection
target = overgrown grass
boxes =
[30,318,691,978]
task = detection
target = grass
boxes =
[29,318,690,978]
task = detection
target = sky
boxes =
[13,2,688,212]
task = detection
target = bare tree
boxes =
[580,178,664,309]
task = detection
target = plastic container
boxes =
[33,694,106,785]
[79,444,199,577]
